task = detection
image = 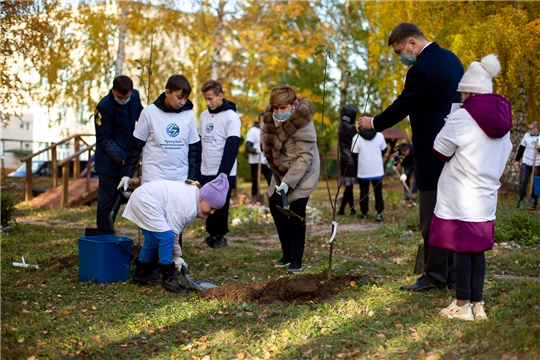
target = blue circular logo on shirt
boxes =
[167,123,180,137]
[206,123,214,133]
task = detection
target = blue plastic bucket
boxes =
[534,176,540,196]
[78,235,133,284]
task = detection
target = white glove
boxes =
[255,147,261,154]
[400,174,407,183]
[173,256,188,273]
[275,182,289,195]
[117,176,130,191]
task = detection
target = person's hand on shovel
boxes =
[173,256,188,273]
[117,176,130,191]
[400,173,407,183]
[275,182,289,195]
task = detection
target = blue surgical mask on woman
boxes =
[273,100,298,121]
[399,42,417,66]
[274,109,291,121]
[530,129,538,136]
[114,96,131,105]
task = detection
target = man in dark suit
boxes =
[358,22,464,291]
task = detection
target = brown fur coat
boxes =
[261,98,320,202]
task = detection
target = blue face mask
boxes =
[274,110,291,121]
[399,42,417,66]
[530,130,538,136]
[114,96,131,105]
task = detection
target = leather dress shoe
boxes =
[400,278,439,292]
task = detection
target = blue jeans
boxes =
[139,229,174,265]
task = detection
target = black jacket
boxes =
[338,120,358,178]
[373,43,463,190]
[94,89,143,178]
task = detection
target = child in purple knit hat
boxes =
[430,54,512,320]
[123,173,229,293]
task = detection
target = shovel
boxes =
[521,138,539,209]
[108,188,134,233]
[179,265,218,291]
[272,172,305,221]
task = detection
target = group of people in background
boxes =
[92,21,538,320]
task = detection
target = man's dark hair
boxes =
[112,75,133,95]
[166,75,192,96]
[201,79,223,95]
[399,143,410,153]
[388,22,426,46]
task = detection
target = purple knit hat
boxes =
[200,173,230,209]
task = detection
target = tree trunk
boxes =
[211,0,226,81]
[114,0,130,77]
[339,0,350,108]
[502,63,528,192]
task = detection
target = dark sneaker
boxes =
[337,209,345,215]
[376,213,383,222]
[358,214,367,220]
[204,236,217,248]
[212,236,227,249]
[287,267,302,275]
[272,259,291,267]
[350,208,356,215]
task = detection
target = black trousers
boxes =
[359,179,384,215]
[96,173,122,231]
[518,163,539,208]
[250,163,271,196]
[339,185,355,212]
[269,193,309,268]
[201,175,233,237]
[454,251,486,302]
[419,190,454,287]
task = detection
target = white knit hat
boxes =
[457,54,501,94]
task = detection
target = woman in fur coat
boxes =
[261,85,320,274]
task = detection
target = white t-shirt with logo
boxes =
[199,109,241,176]
[520,133,540,166]
[133,104,199,184]
[246,125,268,165]
[122,180,198,234]
[351,132,387,179]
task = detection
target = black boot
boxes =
[212,235,227,249]
[133,258,161,286]
[159,263,187,293]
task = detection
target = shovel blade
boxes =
[276,205,305,221]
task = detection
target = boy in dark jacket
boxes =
[94,75,143,232]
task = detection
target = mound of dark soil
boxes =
[199,274,361,305]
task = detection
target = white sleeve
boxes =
[378,133,387,151]
[520,134,527,147]
[246,127,257,143]
[187,112,200,144]
[434,113,459,157]
[133,109,150,141]
[227,112,242,137]
[351,134,359,154]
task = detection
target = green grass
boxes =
[2,179,540,359]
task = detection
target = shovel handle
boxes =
[279,189,288,209]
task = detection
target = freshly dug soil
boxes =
[199,274,361,305]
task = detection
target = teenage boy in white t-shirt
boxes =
[120,74,202,282]
[351,129,387,221]
[245,113,271,202]
[198,80,241,249]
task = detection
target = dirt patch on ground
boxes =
[42,254,78,269]
[199,274,362,305]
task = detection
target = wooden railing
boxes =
[19,134,96,206]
